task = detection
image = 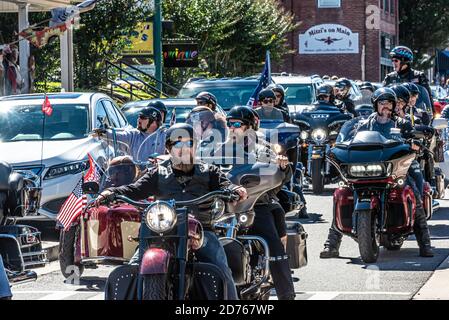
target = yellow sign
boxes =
[122,22,154,56]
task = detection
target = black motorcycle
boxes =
[292,103,353,194]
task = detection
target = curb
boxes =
[413,254,449,300]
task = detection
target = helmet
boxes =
[148,100,167,122]
[267,84,285,105]
[335,78,352,99]
[226,106,257,129]
[389,46,413,64]
[196,92,218,110]
[402,82,419,95]
[139,107,162,125]
[165,123,194,148]
[258,88,276,101]
[186,106,216,128]
[316,84,333,99]
[355,104,374,119]
[360,81,375,92]
[371,87,397,113]
[389,84,410,105]
[249,108,260,131]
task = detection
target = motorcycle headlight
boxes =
[211,199,226,220]
[145,201,177,233]
[273,144,283,154]
[44,160,89,180]
[300,131,309,140]
[348,164,385,177]
[312,129,327,143]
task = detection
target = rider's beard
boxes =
[171,152,194,172]
[377,107,392,123]
[137,124,148,133]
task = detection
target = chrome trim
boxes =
[81,256,129,265]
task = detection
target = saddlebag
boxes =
[104,264,138,300]
[286,221,308,269]
[0,225,47,271]
[188,262,228,300]
[220,238,249,286]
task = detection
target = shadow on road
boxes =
[65,276,107,291]
[287,213,326,224]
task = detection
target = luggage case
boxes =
[286,221,308,269]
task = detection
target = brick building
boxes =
[276,0,399,82]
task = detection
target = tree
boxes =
[162,0,299,86]
[399,0,449,70]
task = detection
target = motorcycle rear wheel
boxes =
[357,211,379,263]
[142,274,173,300]
[311,159,324,195]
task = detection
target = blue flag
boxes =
[246,51,272,107]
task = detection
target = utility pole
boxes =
[153,0,163,93]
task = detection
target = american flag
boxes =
[57,154,102,230]
[246,51,272,108]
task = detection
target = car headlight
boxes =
[311,129,327,143]
[145,201,177,233]
[300,131,309,140]
[273,144,283,154]
[211,199,226,220]
[44,160,89,180]
[349,164,385,177]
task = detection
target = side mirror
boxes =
[432,118,448,130]
[240,174,261,188]
[82,181,100,195]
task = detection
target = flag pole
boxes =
[39,93,47,189]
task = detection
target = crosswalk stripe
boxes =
[88,293,105,300]
[307,292,339,300]
[38,291,78,300]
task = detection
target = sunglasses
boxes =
[227,121,244,128]
[171,140,194,149]
[139,114,150,120]
[391,59,400,63]
[261,98,274,104]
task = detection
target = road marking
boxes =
[269,291,411,300]
[38,291,78,300]
[88,293,105,300]
[307,292,339,300]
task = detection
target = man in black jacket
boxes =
[95,123,247,300]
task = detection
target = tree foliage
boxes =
[399,0,449,70]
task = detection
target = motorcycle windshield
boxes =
[256,108,285,122]
[415,84,433,116]
[99,163,139,190]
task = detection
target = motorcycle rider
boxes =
[316,84,336,105]
[214,105,296,300]
[320,88,434,258]
[384,46,433,110]
[95,123,248,300]
[148,100,168,124]
[334,78,357,117]
[267,84,290,117]
[255,88,291,123]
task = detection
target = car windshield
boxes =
[123,106,194,126]
[0,103,89,142]
[282,84,315,105]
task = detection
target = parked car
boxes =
[0,93,131,221]
[121,98,226,126]
[431,85,449,116]
[176,74,324,113]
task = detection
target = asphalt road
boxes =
[10,187,449,300]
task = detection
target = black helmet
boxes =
[335,78,352,99]
[186,106,216,127]
[402,82,419,95]
[258,88,276,101]
[316,84,333,99]
[372,87,397,113]
[226,106,257,129]
[360,81,374,92]
[165,123,194,148]
[148,100,168,122]
[139,107,162,125]
[267,84,285,105]
[389,84,410,105]
[389,46,413,64]
[196,92,218,110]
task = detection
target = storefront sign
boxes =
[163,42,199,68]
[122,22,154,56]
[299,24,359,54]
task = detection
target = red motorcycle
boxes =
[328,130,433,263]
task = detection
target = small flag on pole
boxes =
[246,51,272,108]
[42,95,53,116]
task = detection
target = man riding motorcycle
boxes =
[255,88,291,123]
[95,123,248,300]
[93,106,166,162]
[267,84,290,117]
[334,78,357,117]
[213,105,296,300]
[402,82,431,126]
[320,87,434,258]
[383,46,433,109]
[316,84,336,106]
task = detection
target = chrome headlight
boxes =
[44,160,88,180]
[311,129,327,143]
[145,201,177,233]
[348,164,385,177]
[300,131,309,140]
[211,199,226,220]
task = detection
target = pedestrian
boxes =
[3,45,23,96]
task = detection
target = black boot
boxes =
[320,228,342,258]
[414,207,434,257]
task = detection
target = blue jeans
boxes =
[0,255,12,299]
[129,231,238,300]
[407,160,424,204]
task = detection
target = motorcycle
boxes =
[328,129,433,263]
[102,189,239,300]
[0,161,44,287]
[292,102,353,194]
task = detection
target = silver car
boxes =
[0,92,131,221]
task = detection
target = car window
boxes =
[113,103,128,127]
[281,84,315,105]
[101,100,121,128]
[95,101,111,128]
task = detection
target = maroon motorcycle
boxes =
[328,130,433,263]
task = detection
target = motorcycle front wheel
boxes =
[357,211,379,263]
[142,274,174,300]
[59,226,84,279]
[311,158,324,195]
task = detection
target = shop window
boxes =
[317,0,341,8]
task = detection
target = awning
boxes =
[0,0,74,12]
